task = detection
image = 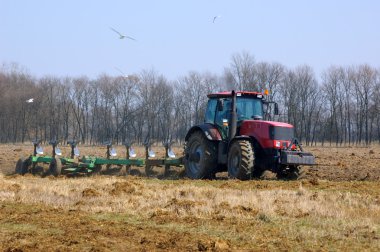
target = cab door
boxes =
[204,98,217,124]
[215,98,231,140]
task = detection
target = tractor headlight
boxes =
[275,141,281,148]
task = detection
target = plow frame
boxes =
[16,139,184,177]
[16,140,80,176]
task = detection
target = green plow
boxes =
[15,139,183,177]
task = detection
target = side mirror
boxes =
[217,99,224,111]
[274,103,279,115]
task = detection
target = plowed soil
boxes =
[1,144,379,251]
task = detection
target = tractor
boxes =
[184,90,315,180]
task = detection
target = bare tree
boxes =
[281,65,319,143]
[351,65,376,144]
[254,62,285,98]
[322,66,344,145]
[224,51,256,90]
[2,58,380,146]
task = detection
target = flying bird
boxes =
[213,15,221,23]
[115,67,129,78]
[110,27,136,41]
[26,98,34,103]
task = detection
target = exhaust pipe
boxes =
[229,90,237,142]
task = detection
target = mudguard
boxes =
[185,123,222,141]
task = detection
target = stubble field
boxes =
[0,143,379,251]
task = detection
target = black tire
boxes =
[296,166,308,180]
[184,131,217,179]
[31,165,44,176]
[15,157,28,175]
[145,164,152,177]
[228,140,254,180]
[91,164,102,174]
[278,165,307,180]
[49,157,62,177]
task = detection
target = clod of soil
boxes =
[109,181,136,195]
[82,188,100,197]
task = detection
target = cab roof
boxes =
[207,90,263,98]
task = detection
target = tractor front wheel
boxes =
[228,140,254,180]
[184,131,217,179]
[278,165,308,180]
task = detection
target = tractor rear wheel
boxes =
[15,157,28,175]
[184,131,217,179]
[49,157,62,177]
[228,140,254,180]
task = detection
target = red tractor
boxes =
[184,90,315,180]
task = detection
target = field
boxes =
[1,144,380,251]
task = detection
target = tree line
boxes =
[0,52,379,146]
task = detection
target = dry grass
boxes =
[1,173,379,250]
[2,174,378,219]
[1,143,380,250]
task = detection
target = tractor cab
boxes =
[205,91,269,140]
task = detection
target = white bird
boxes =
[213,15,222,23]
[110,27,136,41]
[115,67,129,78]
[26,98,34,103]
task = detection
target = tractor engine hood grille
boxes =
[269,125,294,141]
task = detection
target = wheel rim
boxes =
[188,141,203,175]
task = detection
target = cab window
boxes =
[236,97,263,120]
[215,98,231,126]
[204,98,217,123]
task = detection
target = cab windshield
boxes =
[236,97,263,120]
[204,96,263,124]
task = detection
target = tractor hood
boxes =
[252,120,293,128]
[239,120,295,149]
[240,120,294,131]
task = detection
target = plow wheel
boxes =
[15,157,28,175]
[164,164,170,177]
[184,131,217,179]
[91,164,102,175]
[145,165,152,177]
[31,165,44,176]
[228,140,254,180]
[125,164,131,175]
[49,157,62,177]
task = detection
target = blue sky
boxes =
[1,0,379,79]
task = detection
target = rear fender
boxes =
[185,124,222,141]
